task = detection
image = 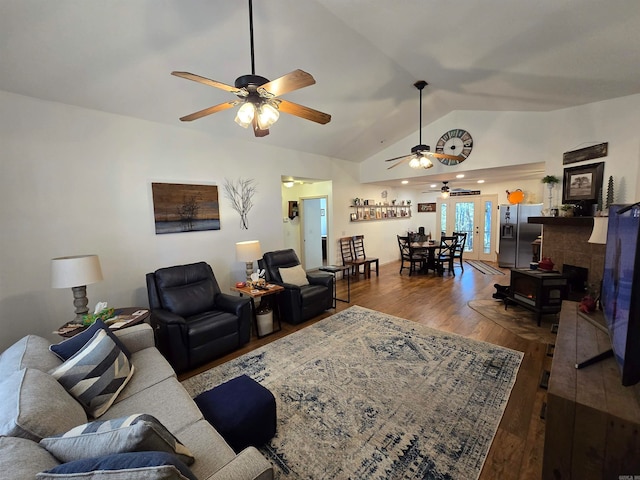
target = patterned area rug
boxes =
[468,299,558,344]
[465,260,505,275]
[182,306,523,480]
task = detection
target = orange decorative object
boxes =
[235,281,246,288]
[506,189,524,204]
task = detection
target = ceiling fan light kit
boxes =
[172,0,330,137]
[441,181,451,199]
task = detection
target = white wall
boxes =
[0,91,336,349]
[361,94,640,205]
[2,89,640,351]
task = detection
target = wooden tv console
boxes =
[543,301,640,479]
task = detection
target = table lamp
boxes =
[236,240,262,280]
[51,254,104,322]
[588,217,608,244]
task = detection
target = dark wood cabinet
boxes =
[543,301,640,479]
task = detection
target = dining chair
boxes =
[435,235,458,276]
[339,236,368,277]
[397,235,424,276]
[352,235,379,277]
[452,231,468,271]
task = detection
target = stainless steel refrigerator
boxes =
[498,204,543,269]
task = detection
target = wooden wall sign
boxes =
[563,142,608,165]
[417,203,436,212]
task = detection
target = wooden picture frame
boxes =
[151,183,220,234]
[562,162,604,204]
[417,202,437,213]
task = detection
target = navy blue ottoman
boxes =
[194,374,276,452]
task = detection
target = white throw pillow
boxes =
[279,265,309,286]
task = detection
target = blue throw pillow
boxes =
[36,451,197,480]
[49,319,131,360]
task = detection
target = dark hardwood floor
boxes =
[179,260,551,480]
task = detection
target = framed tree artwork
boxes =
[562,162,604,204]
[151,183,220,234]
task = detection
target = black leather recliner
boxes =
[146,261,251,373]
[260,249,333,325]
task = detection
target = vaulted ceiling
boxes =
[2,1,639,164]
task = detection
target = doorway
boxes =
[437,194,498,262]
[301,196,328,270]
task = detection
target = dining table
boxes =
[409,240,440,274]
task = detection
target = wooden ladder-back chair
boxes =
[452,231,468,271]
[397,235,424,276]
[351,235,379,277]
[436,235,458,276]
[339,236,367,278]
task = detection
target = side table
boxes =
[55,307,150,338]
[230,284,284,339]
[319,265,351,307]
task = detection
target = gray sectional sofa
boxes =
[0,323,273,480]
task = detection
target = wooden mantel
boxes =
[528,216,594,226]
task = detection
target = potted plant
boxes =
[559,204,574,217]
[541,175,560,210]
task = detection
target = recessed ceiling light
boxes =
[401,180,409,185]
[456,174,465,179]
[477,180,485,184]
[430,184,437,188]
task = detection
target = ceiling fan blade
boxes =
[260,69,316,97]
[428,152,464,161]
[171,71,239,93]
[278,99,331,124]
[384,153,414,163]
[252,118,269,137]
[386,157,412,170]
[179,101,237,122]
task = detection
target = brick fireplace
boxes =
[528,217,606,294]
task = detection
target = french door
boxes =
[437,195,497,262]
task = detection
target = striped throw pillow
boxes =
[49,328,134,418]
[39,414,194,466]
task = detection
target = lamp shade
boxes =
[51,255,103,288]
[235,240,262,262]
[588,216,609,244]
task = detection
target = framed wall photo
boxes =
[417,202,436,213]
[151,183,220,234]
[562,162,604,204]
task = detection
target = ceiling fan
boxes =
[171,0,331,137]
[385,81,463,169]
[422,181,471,198]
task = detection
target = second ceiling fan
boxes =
[172,0,331,137]
[385,81,463,169]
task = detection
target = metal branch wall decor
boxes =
[223,178,257,229]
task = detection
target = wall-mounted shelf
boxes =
[349,204,411,222]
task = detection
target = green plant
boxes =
[541,175,560,184]
[560,204,573,211]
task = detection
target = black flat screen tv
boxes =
[601,204,640,386]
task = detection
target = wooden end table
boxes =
[55,307,150,338]
[230,284,284,339]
